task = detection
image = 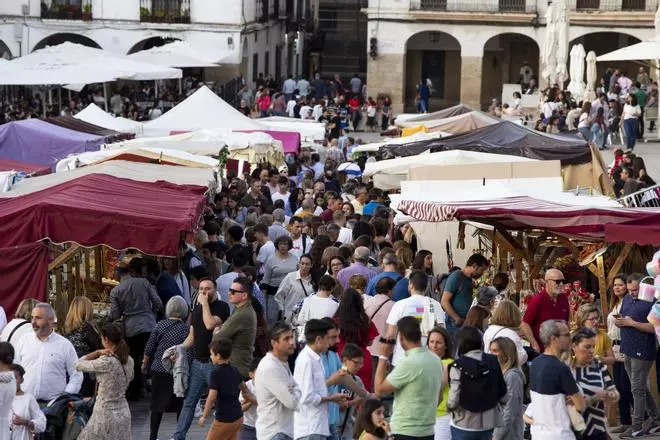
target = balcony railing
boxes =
[41,0,92,20]
[411,0,534,13]
[575,0,646,10]
[140,0,191,23]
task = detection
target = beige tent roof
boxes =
[397,111,499,135]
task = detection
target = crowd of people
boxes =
[0,67,659,440]
[495,66,658,153]
[0,144,658,440]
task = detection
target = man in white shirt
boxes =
[296,275,339,329]
[286,97,298,118]
[293,319,346,440]
[384,271,445,366]
[13,302,82,402]
[289,216,313,259]
[256,322,301,440]
[271,176,292,211]
[254,223,275,274]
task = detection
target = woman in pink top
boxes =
[257,89,271,117]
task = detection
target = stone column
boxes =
[367,53,406,115]
[460,56,483,109]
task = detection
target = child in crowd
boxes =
[200,340,255,440]
[338,343,367,440]
[354,398,391,440]
[238,360,259,440]
[9,364,46,440]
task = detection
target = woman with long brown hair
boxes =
[64,296,101,397]
[335,288,379,392]
[75,322,134,440]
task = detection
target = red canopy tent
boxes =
[0,158,51,176]
[605,214,660,245]
[0,174,207,316]
[397,196,660,238]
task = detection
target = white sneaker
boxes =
[194,400,203,418]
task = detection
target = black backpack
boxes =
[451,353,507,413]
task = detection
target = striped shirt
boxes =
[573,360,616,436]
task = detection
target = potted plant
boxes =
[140,7,150,19]
[82,4,92,20]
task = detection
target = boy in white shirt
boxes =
[10,364,46,440]
[239,361,259,440]
[296,276,339,336]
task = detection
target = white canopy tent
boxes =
[0,42,181,84]
[363,150,537,190]
[127,41,231,68]
[74,104,144,135]
[597,37,660,62]
[257,116,326,142]
[105,129,284,164]
[351,131,446,154]
[142,86,267,137]
[56,147,219,172]
[2,160,216,197]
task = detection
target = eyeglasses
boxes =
[229,288,246,295]
[547,278,566,284]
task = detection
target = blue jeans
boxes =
[273,434,294,440]
[579,126,592,141]
[445,315,459,336]
[173,359,215,440]
[450,426,493,440]
[624,118,638,149]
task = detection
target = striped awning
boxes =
[398,197,660,238]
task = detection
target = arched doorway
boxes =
[481,33,539,108]
[0,40,11,59]
[570,32,642,91]
[127,36,179,54]
[32,33,101,51]
[405,31,462,111]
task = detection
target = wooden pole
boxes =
[597,255,609,320]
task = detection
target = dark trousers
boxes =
[150,410,181,440]
[614,360,634,425]
[638,107,645,138]
[126,331,151,399]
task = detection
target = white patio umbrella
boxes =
[567,44,586,99]
[541,1,558,87]
[555,0,570,88]
[584,51,598,103]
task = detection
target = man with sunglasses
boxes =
[213,276,258,380]
[522,268,570,352]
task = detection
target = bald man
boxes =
[521,268,570,351]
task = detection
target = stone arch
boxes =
[481,32,540,108]
[404,31,462,111]
[127,36,180,54]
[32,33,101,52]
[569,32,643,90]
[0,40,11,59]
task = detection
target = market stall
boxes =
[74,103,144,135]
[44,116,135,142]
[0,119,106,169]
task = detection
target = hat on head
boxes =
[278,165,289,174]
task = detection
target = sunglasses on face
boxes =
[229,288,246,295]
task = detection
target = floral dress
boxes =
[75,355,134,440]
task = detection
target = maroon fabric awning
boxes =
[0,174,207,256]
[0,242,49,318]
[44,116,135,142]
[605,214,660,245]
[398,197,660,238]
[0,159,51,176]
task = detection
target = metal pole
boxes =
[103,82,109,112]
